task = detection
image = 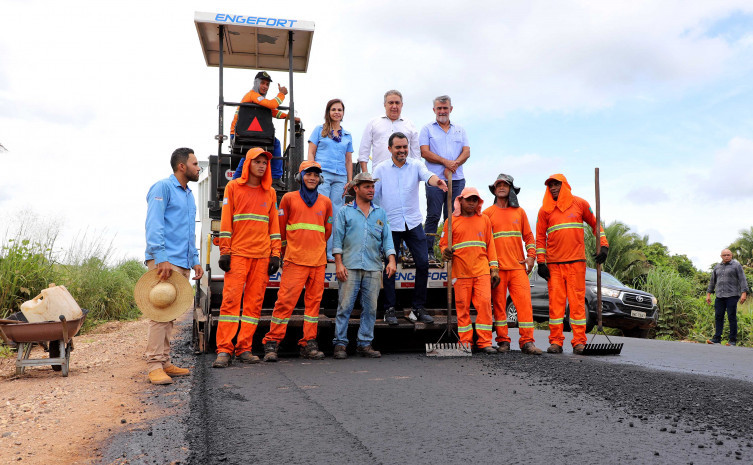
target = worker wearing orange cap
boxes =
[213,148,282,368]
[483,174,543,355]
[260,161,333,362]
[439,187,499,354]
[535,174,608,355]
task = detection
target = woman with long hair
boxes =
[308,98,353,261]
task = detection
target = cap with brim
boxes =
[346,172,379,196]
[453,187,484,216]
[299,160,322,174]
[134,269,193,323]
[255,71,273,82]
[247,148,273,160]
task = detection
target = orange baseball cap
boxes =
[299,160,322,173]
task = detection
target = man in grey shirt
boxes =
[706,248,748,346]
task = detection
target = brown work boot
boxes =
[300,340,325,360]
[496,342,511,353]
[573,344,586,355]
[148,368,173,385]
[263,341,279,362]
[237,351,261,364]
[333,345,348,360]
[212,352,231,368]
[163,364,190,377]
[521,342,543,355]
[480,346,497,355]
[356,345,381,358]
[546,344,563,354]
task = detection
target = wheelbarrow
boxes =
[0,309,89,377]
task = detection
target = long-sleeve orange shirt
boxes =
[482,204,535,271]
[439,214,498,279]
[219,182,281,258]
[535,196,607,264]
[278,192,333,267]
[230,90,288,135]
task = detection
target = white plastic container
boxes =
[20,284,83,323]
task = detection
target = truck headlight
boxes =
[651,296,658,306]
[590,286,620,298]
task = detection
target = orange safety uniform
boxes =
[440,201,498,349]
[230,90,288,135]
[262,191,333,347]
[535,174,608,347]
[482,204,537,347]
[216,150,281,356]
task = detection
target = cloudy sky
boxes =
[1,0,752,270]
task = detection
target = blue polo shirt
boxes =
[144,174,199,269]
[333,202,395,271]
[308,125,354,175]
[419,121,469,180]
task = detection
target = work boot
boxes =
[726,342,737,347]
[163,364,190,377]
[383,307,399,326]
[546,344,563,354]
[706,339,718,344]
[333,345,348,360]
[572,344,586,355]
[480,346,497,355]
[148,368,173,385]
[520,342,543,355]
[272,178,286,191]
[496,342,511,353]
[263,341,279,362]
[212,353,231,368]
[237,351,261,364]
[300,340,325,360]
[356,345,382,358]
[408,308,434,324]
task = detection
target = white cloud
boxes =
[625,186,670,205]
[706,137,753,197]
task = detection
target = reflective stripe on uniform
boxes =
[270,233,281,241]
[549,318,564,325]
[489,261,498,267]
[546,222,583,234]
[219,231,232,238]
[536,248,546,254]
[493,231,522,238]
[494,320,508,327]
[240,315,259,325]
[454,240,487,250]
[303,315,319,323]
[570,318,587,325]
[218,315,239,323]
[476,323,493,331]
[458,324,473,333]
[525,244,535,251]
[271,316,289,325]
[233,213,269,223]
[287,223,325,233]
[518,322,535,328]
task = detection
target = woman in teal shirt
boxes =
[308,98,354,261]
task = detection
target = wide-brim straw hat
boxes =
[134,269,193,322]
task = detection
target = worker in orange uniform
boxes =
[260,161,333,362]
[483,174,543,355]
[439,187,499,354]
[213,147,282,368]
[535,174,608,355]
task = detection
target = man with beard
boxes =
[261,161,333,361]
[144,147,204,384]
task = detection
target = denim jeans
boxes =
[712,295,739,343]
[333,269,381,348]
[383,224,428,310]
[425,178,465,258]
[317,171,348,261]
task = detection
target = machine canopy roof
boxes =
[194,11,314,72]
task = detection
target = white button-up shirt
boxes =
[358,115,421,170]
[373,157,434,232]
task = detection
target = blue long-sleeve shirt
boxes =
[333,201,395,271]
[145,174,199,269]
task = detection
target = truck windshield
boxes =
[585,268,623,287]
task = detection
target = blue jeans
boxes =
[333,269,381,348]
[383,224,428,310]
[425,178,465,258]
[712,296,739,343]
[230,138,283,179]
[317,171,347,260]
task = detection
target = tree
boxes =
[729,226,753,267]
[585,221,650,286]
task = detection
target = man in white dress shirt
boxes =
[358,90,420,172]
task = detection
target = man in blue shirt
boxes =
[144,147,204,385]
[373,132,448,326]
[332,173,396,358]
[420,95,470,261]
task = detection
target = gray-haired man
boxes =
[706,249,749,346]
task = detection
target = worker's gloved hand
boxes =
[537,263,550,281]
[594,246,609,265]
[442,246,454,262]
[268,256,281,276]
[490,269,500,289]
[218,255,232,272]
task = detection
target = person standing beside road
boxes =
[358,90,420,172]
[213,148,282,368]
[706,249,749,346]
[439,188,499,354]
[332,173,397,359]
[483,174,543,355]
[535,174,608,355]
[308,98,354,262]
[420,95,470,262]
[144,147,204,385]
[373,132,448,325]
[260,161,333,361]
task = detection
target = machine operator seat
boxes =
[231,104,275,156]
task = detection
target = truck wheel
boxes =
[505,300,519,328]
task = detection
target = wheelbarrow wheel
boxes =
[61,345,71,377]
[50,340,62,372]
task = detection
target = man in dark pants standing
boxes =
[706,249,748,346]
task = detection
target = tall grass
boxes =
[642,266,702,340]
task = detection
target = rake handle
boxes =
[446,171,453,333]
[595,167,603,331]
